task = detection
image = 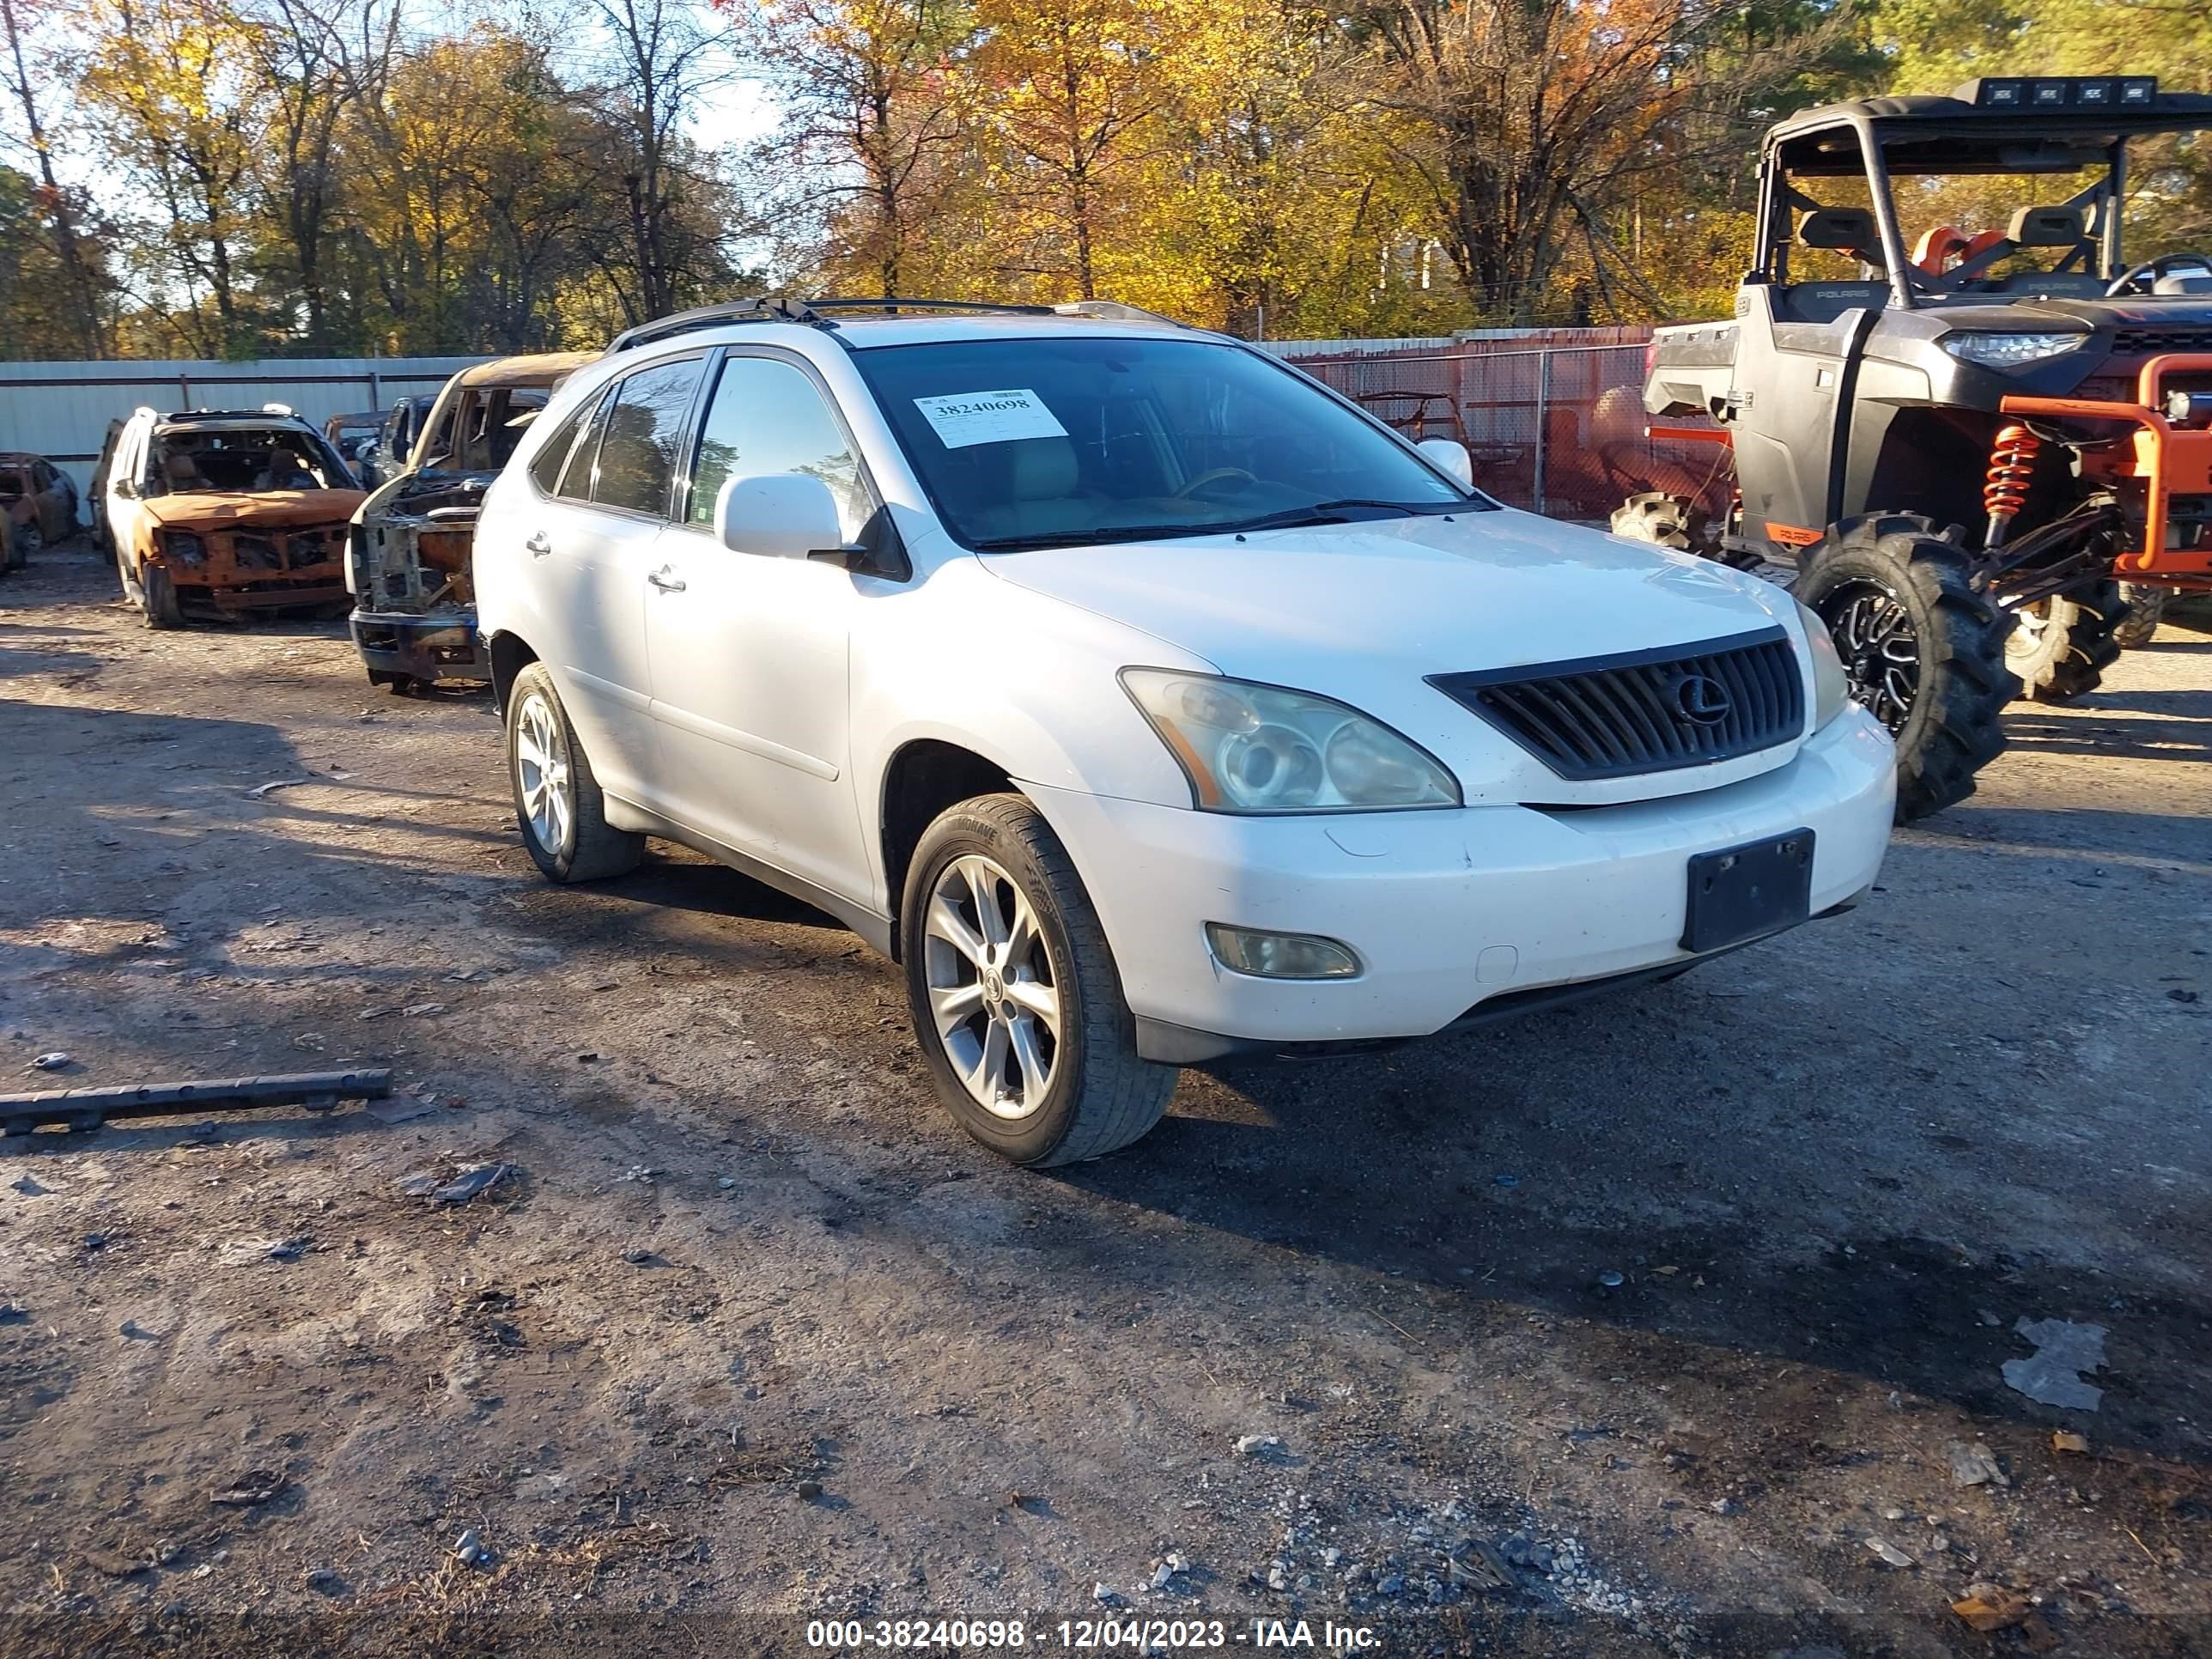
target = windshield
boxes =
[851,336,1482,550]
[148,428,352,495]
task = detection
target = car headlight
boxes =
[1121,669,1462,812]
[161,531,206,565]
[1940,331,2087,368]
[1795,600,1850,730]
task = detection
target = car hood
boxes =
[980,507,1791,679]
[977,507,1809,806]
[139,489,368,531]
[1927,295,2212,332]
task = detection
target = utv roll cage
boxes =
[1753,78,2212,312]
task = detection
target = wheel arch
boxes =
[486,630,539,718]
[878,738,1018,960]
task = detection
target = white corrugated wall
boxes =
[0,356,491,506]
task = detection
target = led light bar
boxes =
[1965,76,2158,110]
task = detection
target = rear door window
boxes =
[588,357,705,518]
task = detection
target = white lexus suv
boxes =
[473,298,1896,1166]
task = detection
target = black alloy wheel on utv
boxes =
[1794,514,2020,823]
[2005,580,2124,705]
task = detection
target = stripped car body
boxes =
[98,407,366,626]
[347,352,596,690]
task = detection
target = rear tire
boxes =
[2112,583,2168,650]
[2006,581,2123,704]
[1796,514,2018,823]
[6,522,36,570]
[505,662,643,883]
[902,793,1174,1167]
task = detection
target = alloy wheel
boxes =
[1821,580,1920,733]
[514,690,574,854]
[921,854,1061,1120]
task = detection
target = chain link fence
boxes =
[1292,339,1731,524]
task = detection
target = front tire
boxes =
[902,794,1174,1167]
[505,662,643,883]
[1796,514,2019,823]
[140,563,185,629]
[5,522,35,570]
[2006,581,2123,704]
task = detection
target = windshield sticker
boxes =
[912,389,1068,449]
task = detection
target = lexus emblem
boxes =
[1673,673,1731,726]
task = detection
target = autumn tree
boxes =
[76,0,268,353]
[743,0,978,295]
[0,0,110,352]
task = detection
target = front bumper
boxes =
[172,575,349,613]
[1024,708,1894,1060]
[349,608,489,683]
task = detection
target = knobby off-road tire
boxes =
[2113,582,2168,650]
[1796,514,2019,823]
[505,661,643,884]
[902,793,1174,1168]
[1611,492,1700,550]
[2007,580,2124,704]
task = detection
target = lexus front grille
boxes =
[1428,627,1804,781]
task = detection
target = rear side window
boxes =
[530,401,590,495]
[556,386,614,501]
[588,357,705,517]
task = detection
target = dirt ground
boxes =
[1,544,2207,1659]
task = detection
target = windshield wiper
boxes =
[969,525,1183,552]
[1200,498,1471,535]
[967,497,1480,552]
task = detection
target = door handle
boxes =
[525,531,552,557]
[647,566,686,592]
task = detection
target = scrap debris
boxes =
[211,1471,282,1507]
[396,1161,514,1204]
[1948,1440,2008,1488]
[1951,1582,2035,1632]
[2003,1318,2108,1412]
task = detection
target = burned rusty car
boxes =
[0,452,79,570]
[347,353,596,691]
[94,405,366,628]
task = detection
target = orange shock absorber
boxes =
[1984,422,2041,550]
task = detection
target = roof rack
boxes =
[607,294,1189,352]
[161,407,313,423]
[1051,299,1190,328]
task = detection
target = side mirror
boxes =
[714,472,848,561]
[1418,436,1474,489]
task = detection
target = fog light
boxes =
[1205,923,1361,980]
